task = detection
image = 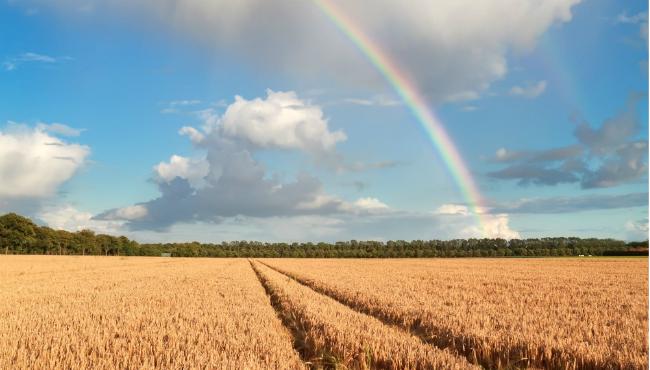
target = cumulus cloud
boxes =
[38,205,126,234]
[16,0,581,102]
[488,95,648,188]
[509,80,547,98]
[154,155,209,189]
[183,90,390,172]
[435,204,519,239]
[3,52,71,71]
[459,214,520,240]
[0,123,89,199]
[218,90,346,154]
[96,91,352,230]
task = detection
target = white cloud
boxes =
[493,147,528,162]
[436,204,470,215]
[616,12,648,25]
[178,126,205,144]
[295,194,343,211]
[509,80,547,98]
[3,52,71,71]
[343,95,402,107]
[459,214,520,240]
[154,154,209,188]
[0,123,89,199]
[218,90,346,154]
[625,218,649,241]
[616,11,649,44]
[436,203,520,239]
[184,91,395,173]
[171,99,201,106]
[94,204,148,221]
[445,90,481,103]
[343,98,374,106]
[38,205,125,234]
[23,0,581,102]
[113,205,148,220]
[36,122,84,137]
[161,99,201,114]
[336,197,391,214]
[352,197,389,211]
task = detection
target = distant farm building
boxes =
[161,253,172,257]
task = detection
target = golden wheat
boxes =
[263,258,649,369]
[251,260,477,370]
[0,256,304,370]
[3,255,646,370]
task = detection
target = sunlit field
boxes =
[1,256,647,369]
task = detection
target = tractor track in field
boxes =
[256,259,636,370]
[256,259,546,370]
[249,259,478,370]
[248,259,321,369]
[254,260,487,366]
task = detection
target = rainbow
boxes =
[313,0,489,236]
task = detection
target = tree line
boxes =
[0,213,647,258]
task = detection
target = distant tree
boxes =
[0,213,37,254]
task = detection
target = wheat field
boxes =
[263,258,649,369]
[0,256,304,369]
[0,256,647,369]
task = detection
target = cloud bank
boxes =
[17,0,581,102]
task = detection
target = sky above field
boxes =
[0,0,647,242]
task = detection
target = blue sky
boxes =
[0,0,647,242]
